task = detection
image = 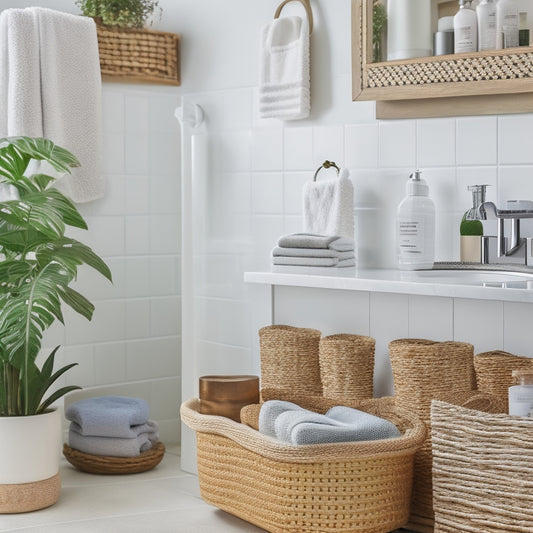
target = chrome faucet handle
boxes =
[479,201,533,220]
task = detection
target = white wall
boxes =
[7,0,533,446]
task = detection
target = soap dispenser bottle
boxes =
[397,170,435,270]
[460,184,487,262]
[455,0,478,52]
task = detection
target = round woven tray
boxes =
[63,442,165,475]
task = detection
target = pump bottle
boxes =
[397,170,435,270]
[455,0,478,52]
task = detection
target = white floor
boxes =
[0,446,412,532]
[0,446,264,533]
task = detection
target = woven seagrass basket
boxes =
[431,400,533,533]
[63,442,165,474]
[259,325,322,396]
[319,333,375,401]
[474,350,533,408]
[95,22,180,85]
[388,339,497,532]
[181,396,426,533]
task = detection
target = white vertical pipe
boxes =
[175,103,204,474]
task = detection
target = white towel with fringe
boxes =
[303,168,354,238]
[259,16,310,120]
[0,7,104,203]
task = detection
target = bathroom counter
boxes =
[244,267,533,303]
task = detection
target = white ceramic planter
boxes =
[0,408,62,513]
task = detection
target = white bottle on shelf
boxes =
[477,0,498,50]
[455,0,479,53]
[497,0,519,48]
[397,170,435,271]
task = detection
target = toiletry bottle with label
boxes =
[477,0,498,50]
[397,170,435,270]
[508,370,533,417]
[497,0,519,48]
[455,0,478,53]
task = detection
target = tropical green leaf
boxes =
[57,286,94,321]
[37,384,82,414]
[0,137,79,174]
[0,143,31,183]
[30,173,56,191]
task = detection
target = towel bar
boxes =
[313,160,340,182]
[274,0,313,34]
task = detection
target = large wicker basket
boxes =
[96,23,180,85]
[474,350,533,408]
[431,400,533,533]
[181,397,426,533]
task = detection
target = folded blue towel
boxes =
[258,400,400,445]
[65,396,150,438]
[68,420,159,457]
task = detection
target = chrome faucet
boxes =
[474,201,533,265]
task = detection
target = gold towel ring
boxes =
[274,0,314,35]
[313,160,340,182]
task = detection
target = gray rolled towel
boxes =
[274,409,347,443]
[65,396,150,438]
[258,400,305,438]
[68,420,159,457]
[291,406,401,445]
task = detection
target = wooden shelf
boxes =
[352,0,533,118]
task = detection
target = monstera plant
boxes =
[0,136,112,417]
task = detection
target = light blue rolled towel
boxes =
[65,396,150,438]
[259,400,305,438]
[274,409,347,443]
[68,420,159,457]
[290,406,401,445]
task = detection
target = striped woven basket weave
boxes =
[431,400,533,533]
[181,397,426,533]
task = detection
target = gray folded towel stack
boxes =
[65,396,159,457]
[259,400,400,445]
[272,233,356,268]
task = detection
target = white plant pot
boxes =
[0,408,62,513]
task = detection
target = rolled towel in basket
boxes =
[65,396,150,438]
[259,400,305,438]
[259,400,400,445]
[68,420,159,457]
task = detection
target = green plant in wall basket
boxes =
[76,0,162,29]
[0,136,112,417]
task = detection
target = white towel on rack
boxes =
[259,15,310,120]
[0,8,104,203]
[303,168,355,238]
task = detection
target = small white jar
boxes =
[508,370,533,417]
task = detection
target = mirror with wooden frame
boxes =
[352,0,533,119]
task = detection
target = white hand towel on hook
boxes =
[259,15,310,120]
[303,168,355,239]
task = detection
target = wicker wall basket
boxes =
[474,350,533,408]
[96,22,180,86]
[181,397,426,533]
[259,325,322,396]
[431,400,533,533]
[319,334,375,402]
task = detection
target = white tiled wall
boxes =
[41,85,181,443]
